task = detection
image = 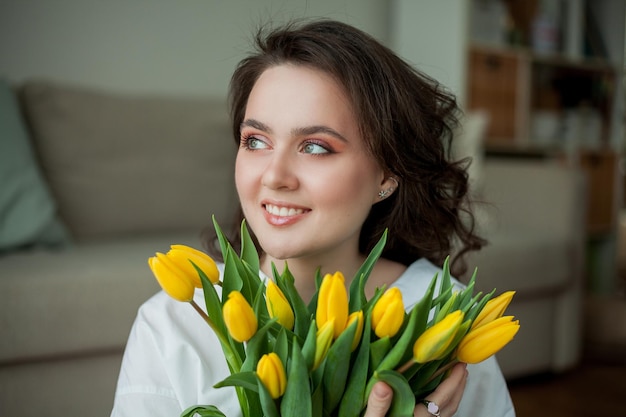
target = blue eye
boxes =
[302,142,329,154]
[241,136,268,150]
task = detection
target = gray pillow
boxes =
[19,80,238,241]
[0,78,70,252]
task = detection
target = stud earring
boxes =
[378,177,399,199]
[378,188,392,199]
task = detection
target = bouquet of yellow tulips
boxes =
[148,218,520,417]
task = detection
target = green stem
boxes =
[425,359,458,385]
[189,300,250,417]
[396,358,416,374]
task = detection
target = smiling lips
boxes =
[263,203,309,225]
[265,204,307,217]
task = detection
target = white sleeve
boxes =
[110,290,241,417]
[456,356,516,417]
[110,297,182,417]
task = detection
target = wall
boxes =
[389,0,470,106]
[0,0,389,97]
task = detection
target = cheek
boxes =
[234,154,254,201]
[314,164,378,208]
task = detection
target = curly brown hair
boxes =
[204,18,485,277]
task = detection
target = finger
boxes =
[418,363,468,417]
[448,364,468,410]
[363,381,393,417]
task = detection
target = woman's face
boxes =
[235,64,388,263]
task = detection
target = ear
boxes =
[372,176,399,203]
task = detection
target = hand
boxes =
[363,362,468,417]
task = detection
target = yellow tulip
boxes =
[413,310,464,363]
[347,310,364,352]
[316,272,349,339]
[266,280,295,330]
[457,315,520,364]
[148,252,195,302]
[223,291,258,343]
[371,287,405,338]
[167,244,220,286]
[471,291,515,329]
[314,319,335,370]
[256,352,287,399]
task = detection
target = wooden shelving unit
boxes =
[467,0,625,291]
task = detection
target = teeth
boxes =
[265,204,304,217]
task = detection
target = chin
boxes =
[260,245,298,262]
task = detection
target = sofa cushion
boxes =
[19,80,238,241]
[0,232,203,362]
[466,232,574,296]
[0,79,70,252]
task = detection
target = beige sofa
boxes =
[0,79,586,416]
[0,79,239,417]
[465,159,587,379]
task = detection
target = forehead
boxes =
[247,64,352,112]
[243,65,361,140]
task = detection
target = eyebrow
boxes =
[241,118,348,143]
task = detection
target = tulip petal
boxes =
[266,280,295,330]
[149,253,195,302]
[457,316,520,364]
[168,245,220,286]
[472,291,515,329]
[257,353,287,399]
[316,272,349,339]
[413,310,464,363]
[371,287,405,338]
[223,291,258,342]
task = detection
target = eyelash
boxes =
[239,134,263,151]
[239,134,334,155]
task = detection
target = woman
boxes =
[112,19,515,416]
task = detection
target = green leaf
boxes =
[181,405,227,417]
[252,278,270,327]
[256,376,280,417]
[281,339,312,417]
[465,289,495,323]
[222,246,244,302]
[239,220,259,274]
[241,259,264,308]
[373,370,415,417]
[212,215,230,261]
[301,320,318,371]
[434,290,459,323]
[457,268,477,309]
[307,269,323,316]
[275,263,311,341]
[214,371,259,392]
[338,314,372,417]
[369,336,391,370]
[440,256,452,293]
[198,266,228,345]
[241,319,275,373]
[321,320,358,413]
[408,360,441,395]
[274,327,289,367]
[311,383,324,417]
[349,230,387,312]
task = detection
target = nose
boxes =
[261,150,299,191]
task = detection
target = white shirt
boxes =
[111,258,516,416]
